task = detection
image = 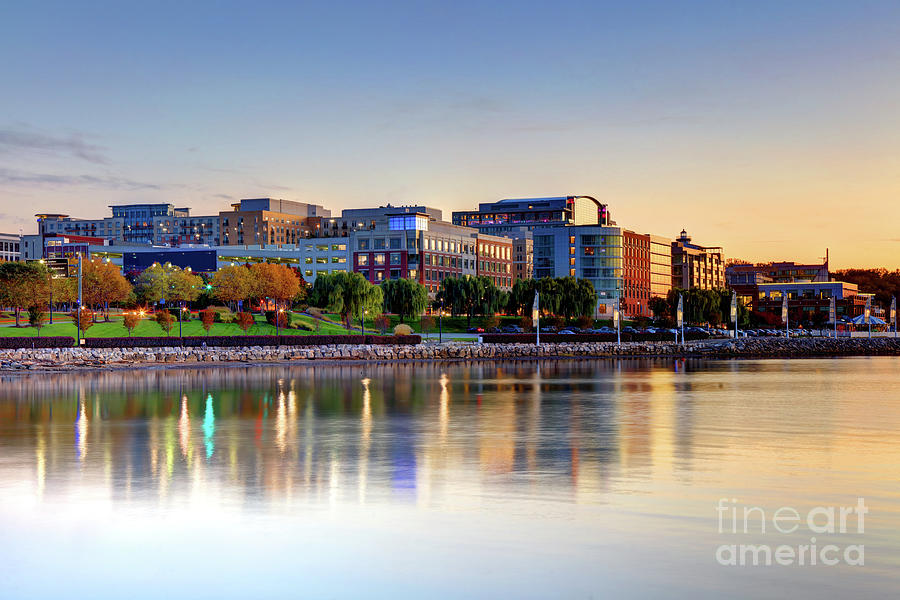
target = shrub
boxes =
[82,334,422,348]
[200,309,215,335]
[176,307,192,322]
[294,320,315,331]
[0,336,75,349]
[484,315,500,330]
[575,315,594,330]
[209,306,235,323]
[520,315,533,331]
[393,323,413,336]
[155,310,175,336]
[236,312,255,334]
[374,314,391,335]
[420,315,435,336]
[480,332,712,344]
[265,310,292,329]
[306,306,323,319]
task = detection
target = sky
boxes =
[1,0,898,269]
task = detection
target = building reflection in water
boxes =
[3,358,895,516]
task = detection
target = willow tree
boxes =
[382,278,428,323]
[314,271,382,332]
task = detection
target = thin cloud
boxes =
[0,167,163,191]
[0,127,108,164]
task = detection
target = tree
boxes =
[236,311,255,335]
[28,306,47,336]
[52,276,77,307]
[649,296,670,319]
[123,312,141,337]
[137,263,201,309]
[374,314,391,335]
[420,314,435,338]
[382,278,428,323]
[250,262,301,312]
[81,259,132,321]
[155,310,175,336]
[71,307,94,336]
[210,265,253,310]
[311,272,382,332]
[200,309,215,336]
[0,262,50,327]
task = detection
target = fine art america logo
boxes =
[715,498,867,566]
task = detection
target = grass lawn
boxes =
[0,312,352,338]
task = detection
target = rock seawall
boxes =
[2,337,899,371]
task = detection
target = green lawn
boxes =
[0,312,351,338]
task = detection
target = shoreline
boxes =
[2,337,900,373]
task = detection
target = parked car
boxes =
[466,327,484,333]
[501,325,524,333]
[539,326,557,333]
[557,329,576,334]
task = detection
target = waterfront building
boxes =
[533,225,623,315]
[512,236,534,281]
[37,212,124,241]
[0,233,21,262]
[219,198,332,247]
[452,196,610,236]
[623,230,651,317]
[755,281,872,321]
[152,213,220,246]
[112,203,189,244]
[36,204,220,247]
[727,256,831,313]
[349,211,511,295]
[89,240,350,281]
[671,229,725,290]
[726,259,829,286]
[649,234,673,299]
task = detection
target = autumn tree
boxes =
[200,309,215,336]
[71,307,94,336]
[250,262,301,313]
[236,311,255,335]
[0,262,51,327]
[123,311,141,336]
[210,265,253,311]
[155,310,175,336]
[80,259,132,320]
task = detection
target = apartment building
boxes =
[219,198,332,247]
[671,229,725,290]
[0,233,20,262]
[533,225,624,316]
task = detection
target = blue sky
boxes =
[1,1,898,267]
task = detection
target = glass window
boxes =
[374,253,386,266]
[358,254,368,266]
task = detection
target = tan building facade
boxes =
[671,229,725,290]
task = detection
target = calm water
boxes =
[1,358,899,599]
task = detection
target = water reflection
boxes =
[1,358,899,598]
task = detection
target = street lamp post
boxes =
[76,254,83,343]
[439,299,444,343]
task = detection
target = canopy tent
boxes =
[849,314,886,325]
